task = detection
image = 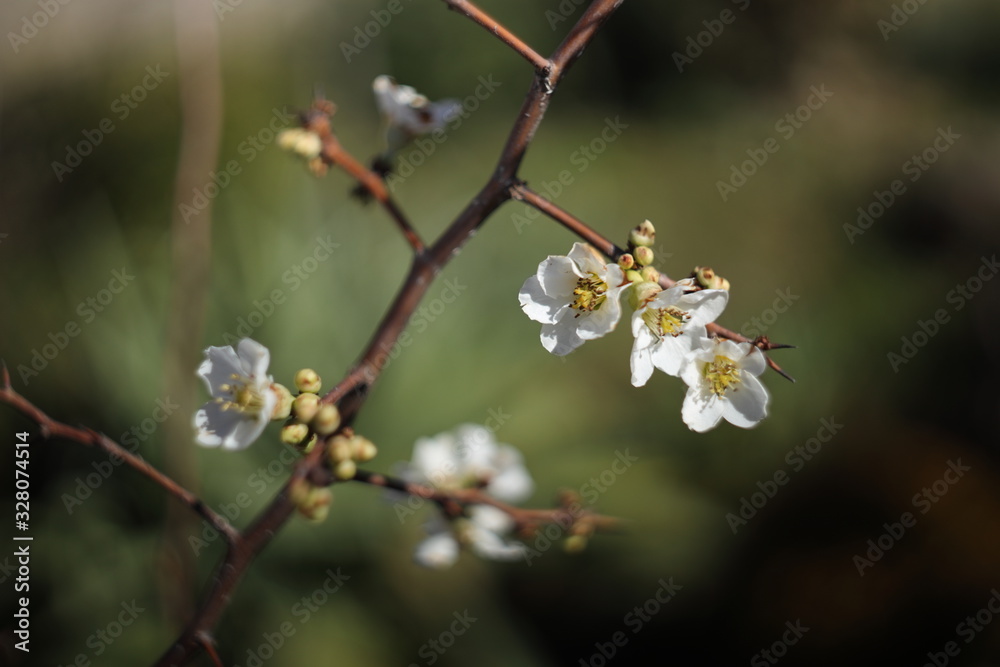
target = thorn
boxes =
[1,361,10,389]
[767,357,796,383]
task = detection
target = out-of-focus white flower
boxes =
[399,424,533,503]
[630,279,729,386]
[518,242,628,356]
[372,75,462,153]
[412,507,527,570]
[680,338,770,433]
[193,338,277,451]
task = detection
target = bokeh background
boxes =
[2,0,1000,665]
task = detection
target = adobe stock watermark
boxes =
[920,588,1000,667]
[672,0,752,73]
[8,0,72,54]
[521,449,639,566]
[545,0,587,30]
[577,578,682,666]
[51,65,169,182]
[740,287,799,338]
[853,459,970,576]
[716,84,834,202]
[386,75,503,192]
[61,397,178,515]
[750,620,810,666]
[190,446,301,555]
[179,106,295,223]
[877,0,931,41]
[407,610,477,667]
[339,0,415,62]
[510,115,629,234]
[843,126,961,244]
[727,417,843,534]
[220,235,341,346]
[17,268,136,386]
[56,599,146,667]
[362,277,469,385]
[393,406,511,523]
[233,568,350,667]
[887,254,998,373]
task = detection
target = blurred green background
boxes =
[2,0,1000,665]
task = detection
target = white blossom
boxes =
[630,279,729,386]
[372,75,462,153]
[519,242,627,356]
[193,338,277,451]
[680,338,770,432]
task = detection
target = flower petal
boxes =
[236,338,271,379]
[723,374,769,428]
[413,532,460,570]
[536,255,581,297]
[196,346,244,399]
[518,275,568,324]
[682,385,725,433]
[540,321,585,356]
[194,401,269,450]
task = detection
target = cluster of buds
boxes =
[692,265,730,291]
[327,428,378,481]
[280,369,341,453]
[289,477,333,522]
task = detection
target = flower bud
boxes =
[564,534,588,554]
[281,422,310,446]
[328,435,353,464]
[301,487,333,522]
[294,368,322,394]
[350,435,378,463]
[629,281,662,310]
[633,246,654,267]
[640,266,660,283]
[293,392,320,422]
[277,128,323,160]
[270,383,294,420]
[334,459,357,481]
[694,266,730,290]
[628,219,656,248]
[617,253,635,271]
[625,269,644,285]
[312,404,341,435]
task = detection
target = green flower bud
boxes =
[294,368,322,394]
[281,422,310,446]
[303,488,333,522]
[329,435,353,464]
[694,266,730,290]
[625,269,644,284]
[564,534,588,554]
[292,392,320,422]
[270,383,294,421]
[629,281,663,310]
[334,459,357,481]
[617,253,635,271]
[278,128,323,160]
[350,436,378,463]
[312,404,341,435]
[640,266,660,284]
[628,219,656,248]
[634,246,654,267]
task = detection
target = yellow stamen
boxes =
[643,305,689,338]
[572,273,608,314]
[704,355,741,396]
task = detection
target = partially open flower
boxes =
[372,75,462,155]
[193,339,278,451]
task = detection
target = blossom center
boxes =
[216,374,266,417]
[703,355,741,396]
[643,305,689,338]
[572,273,608,314]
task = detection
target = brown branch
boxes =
[0,365,239,543]
[353,469,621,534]
[442,0,551,73]
[303,103,426,254]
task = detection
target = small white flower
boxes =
[399,424,533,503]
[680,338,770,433]
[413,507,527,570]
[630,279,729,386]
[193,338,277,451]
[519,242,627,356]
[372,75,462,153]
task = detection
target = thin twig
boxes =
[0,365,239,543]
[442,0,551,73]
[303,104,426,255]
